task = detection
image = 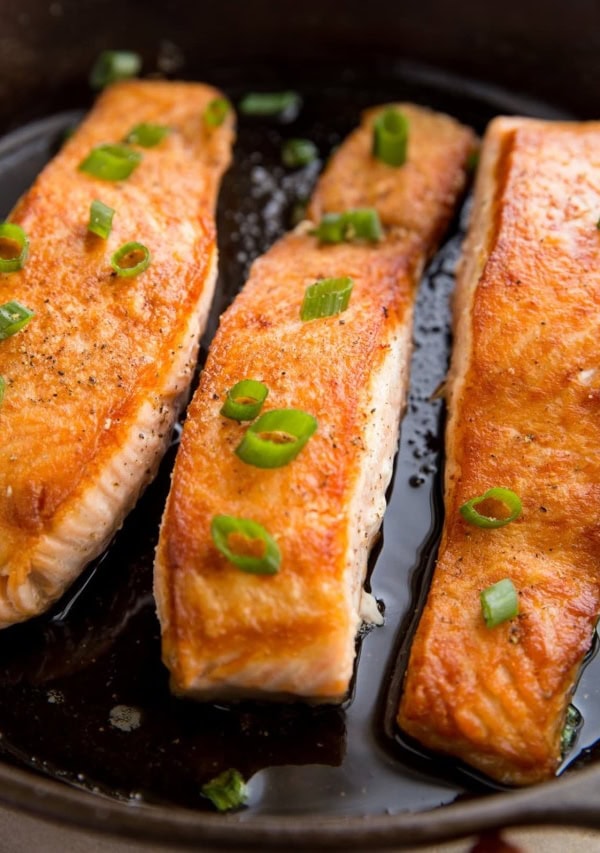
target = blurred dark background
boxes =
[0,0,598,130]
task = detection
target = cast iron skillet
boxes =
[1,0,600,848]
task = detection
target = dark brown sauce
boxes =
[0,63,597,817]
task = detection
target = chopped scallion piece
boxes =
[312,208,382,244]
[79,144,142,182]
[88,199,115,239]
[211,515,280,575]
[290,198,308,227]
[281,138,318,168]
[0,376,5,406]
[480,578,519,628]
[561,704,582,756]
[220,379,268,421]
[239,91,302,121]
[466,150,480,174]
[204,98,231,127]
[300,276,354,322]
[372,107,409,167]
[110,242,151,277]
[89,50,142,90]
[201,768,248,811]
[460,487,522,529]
[313,213,345,243]
[0,223,29,273]
[0,300,34,340]
[125,122,170,147]
[235,408,317,468]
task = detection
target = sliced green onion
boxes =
[124,123,170,148]
[204,98,231,127]
[220,379,268,421]
[312,213,345,243]
[110,242,151,277]
[239,91,302,121]
[236,408,317,469]
[0,223,29,273]
[466,150,480,174]
[89,50,142,90]
[480,578,519,628]
[300,276,354,322]
[79,144,142,182]
[312,208,382,244]
[211,515,281,575]
[88,199,115,239]
[290,198,308,227]
[372,107,409,167]
[0,300,34,340]
[460,487,522,529]
[344,208,383,241]
[281,138,318,168]
[201,768,248,811]
[561,704,582,756]
[0,376,5,406]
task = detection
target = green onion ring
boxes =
[235,408,317,468]
[89,50,142,90]
[88,199,115,239]
[0,300,34,340]
[480,578,519,628]
[460,487,522,529]
[124,123,170,147]
[201,769,248,811]
[110,242,151,277]
[220,379,268,421]
[281,138,318,168]
[239,91,302,121]
[79,144,142,182]
[311,208,382,244]
[311,213,345,243]
[300,276,354,322]
[372,107,409,167]
[0,376,5,406]
[204,98,231,127]
[211,515,281,575]
[561,705,582,756]
[0,223,29,273]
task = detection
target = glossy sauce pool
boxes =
[0,63,598,817]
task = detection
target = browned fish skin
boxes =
[0,80,234,625]
[155,104,475,702]
[398,117,600,785]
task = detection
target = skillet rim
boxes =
[0,755,599,848]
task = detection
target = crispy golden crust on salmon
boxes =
[0,80,233,625]
[155,104,475,702]
[398,116,600,785]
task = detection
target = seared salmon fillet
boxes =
[398,116,600,785]
[0,80,233,626]
[155,104,475,701]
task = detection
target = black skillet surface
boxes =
[1,22,600,853]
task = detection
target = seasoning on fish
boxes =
[398,115,600,785]
[0,79,234,626]
[155,103,475,702]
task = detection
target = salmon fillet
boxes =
[0,80,233,626]
[398,116,600,785]
[155,104,475,702]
